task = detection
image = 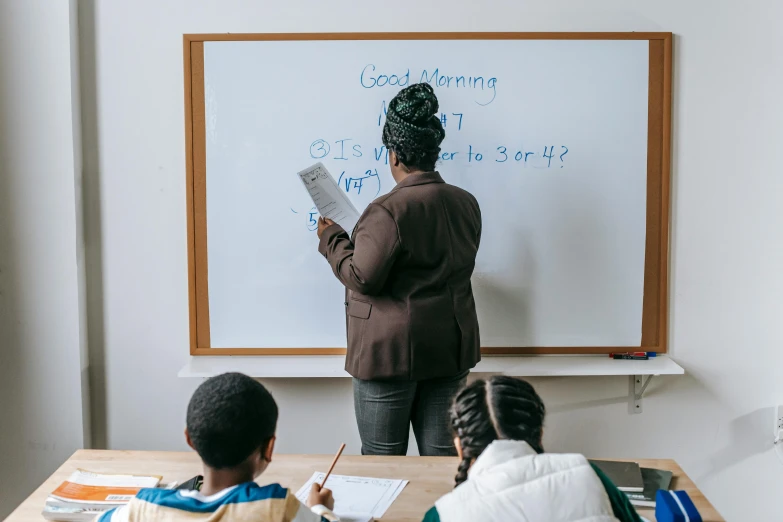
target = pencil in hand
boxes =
[320,443,346,488]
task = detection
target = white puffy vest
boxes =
[435,440,620,522]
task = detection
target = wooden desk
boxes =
[7,450,723,522]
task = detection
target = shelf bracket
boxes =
[629,375,654,414]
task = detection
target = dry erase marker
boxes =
[610,353,648,360]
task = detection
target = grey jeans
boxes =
[352,371,469,456]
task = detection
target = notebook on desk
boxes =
[589,460,644,492]
[626,467,673,507]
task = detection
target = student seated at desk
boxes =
[423,376,641,522]
[98,373,337,522]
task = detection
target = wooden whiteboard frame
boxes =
[184,32,673,356]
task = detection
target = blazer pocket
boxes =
[347,299,372,319]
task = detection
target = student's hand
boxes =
[317,217,336,238]
[307,483,335,510]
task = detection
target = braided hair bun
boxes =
[450,376,546,487]
[382,83,445,172]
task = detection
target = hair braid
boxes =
[454,455,472,485]
[449,376,546,488]
[449,381,498,486]
[451,412,477,486]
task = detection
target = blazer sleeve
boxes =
[476,201,482,249]
[318,203,401,296]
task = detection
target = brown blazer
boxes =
[318,171,482,381]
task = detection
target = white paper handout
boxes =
[295,472,408,521]
[297,162,361,234]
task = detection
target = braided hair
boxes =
[449,376,546,487]
[382,83,445,172]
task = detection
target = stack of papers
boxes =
[297,162,361,234]
[42,469,161,521]
[296,472,408,522]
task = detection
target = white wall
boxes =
[0,0,89,518]
[80,1,781,521]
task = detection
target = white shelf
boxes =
[475,354,683,376]
[178,354,684,379]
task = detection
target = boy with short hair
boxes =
[98,372,336,521]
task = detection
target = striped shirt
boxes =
[97,482,333,522]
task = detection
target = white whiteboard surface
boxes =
[203,39,649,349]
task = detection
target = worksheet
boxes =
[295,472,408,521]
[297,162,361,234]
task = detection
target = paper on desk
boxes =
[295,472,408,521]
[297,162,361,234]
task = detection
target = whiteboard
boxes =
[200,38,650,349]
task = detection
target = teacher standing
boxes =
[316,83,482,457]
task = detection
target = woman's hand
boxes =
[317,217,336,238]
[307,483,335,510]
